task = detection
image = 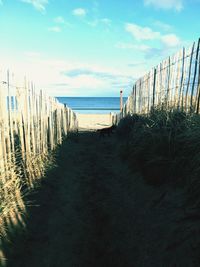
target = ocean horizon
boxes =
[56,97,128,114]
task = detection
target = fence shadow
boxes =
[1,131,96,267]
[1,130,129,267]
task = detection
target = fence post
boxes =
[120,90,123,112]
[191,38,200,111]
[195,51,200,114]
[178,47,185,110]
[185,42,195,111]
[166,56,171,109]
[152,68,157,108]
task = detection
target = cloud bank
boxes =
[144,0,183,11]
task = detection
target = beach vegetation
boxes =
[117,108,200,197]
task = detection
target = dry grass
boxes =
[0,144,58,266]
[117,108,200,192]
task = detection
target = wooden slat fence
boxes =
[113,38,200,124]
[0,70,78,252]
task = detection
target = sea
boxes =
[56,97,128,114]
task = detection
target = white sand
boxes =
[77,113,113,131]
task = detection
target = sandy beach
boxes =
[77,113,114,131]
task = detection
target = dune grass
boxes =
[0,148,57,267]
[117,108,200,197]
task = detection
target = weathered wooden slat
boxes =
[195,47,200,113]
[185,42,195,111]
[190,38,200,110]
[0,68,78,238]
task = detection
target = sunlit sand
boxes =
[77,113,113,131]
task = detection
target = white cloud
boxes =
[87,18,112,30]
[53,16,72,27]
[20,0,48,12]
[116,42,150,52]
[87,20,98,27]
[24,51,41,57]
[100,18,112,26]
[64,75,106,90]
[125,23,160,41]
[87,18,112,28]
[144,0,183,11]
[125,23,181,48]
[153,20,172,32]
[161,34,181,47]
[0,54,137,97]
[54,16,65,24]
[48,26,61,32]
[123,22,182,59]
[72,8,87,17]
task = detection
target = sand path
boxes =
[5,132,196,267]
[76,113,113,131]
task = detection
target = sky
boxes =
[0,0,199,97]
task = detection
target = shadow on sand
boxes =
[2,131,200,267]
[3,131,137,267]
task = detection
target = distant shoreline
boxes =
[56,97,126,114]
[56,96,128,98]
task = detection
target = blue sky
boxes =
[0,0,199,96]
